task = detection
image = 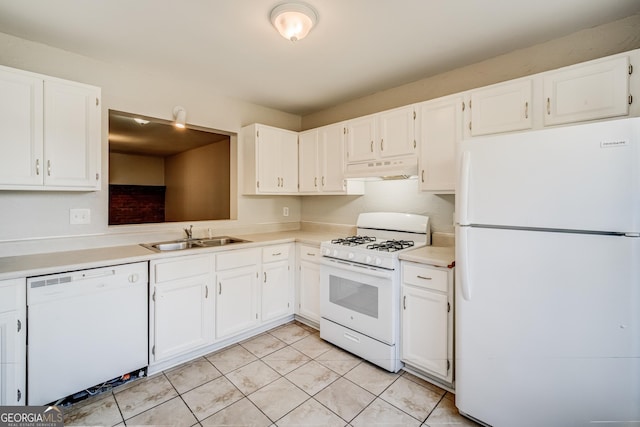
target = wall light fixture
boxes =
[173,106,187,128]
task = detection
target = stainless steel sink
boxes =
[142,236,249,252]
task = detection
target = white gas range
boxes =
[319,212,430,372]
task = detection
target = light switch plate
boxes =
[70,208,91,224]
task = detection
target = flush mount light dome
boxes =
[173,106,186,128]
[270,2,318,42]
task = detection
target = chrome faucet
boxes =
[184,225,193,240]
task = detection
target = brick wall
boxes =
[109,185,166,225]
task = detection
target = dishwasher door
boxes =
[27,262,148,405]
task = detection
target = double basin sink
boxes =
[142,236,249,252]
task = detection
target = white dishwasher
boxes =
[27,262,148,405]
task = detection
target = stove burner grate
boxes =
[331,236,377,246]
[366,240,415,252]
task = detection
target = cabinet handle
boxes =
[280,177,284,187]
[421,170,425,183]
[306,252,316,256]
[417,275,432,280]
[380,139,384,151]
[546,97,551,115]
[462,101,465,111]
[370,141,374,152]
[218,282,222,295]
[468,121,472,131]
[524,101,529,119]
[17,389,22,403]
[205,285,209,298]
[17,319,22,332]
[321,176,325,186]
[36,159,40,176]
[314,177,317,187]
[272,252,282,256]
[47,160,51,176]
[264,272,267,283]
[403,295,406,310]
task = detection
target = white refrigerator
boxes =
[455,117,640,427]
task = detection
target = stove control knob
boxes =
[323,248,331,256]
[375,257,382,266]
[348,252,355,260]
[333,249,339,257]
[365,255,373,264]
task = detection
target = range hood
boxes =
[343,155,418,179]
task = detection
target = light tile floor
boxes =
[64,321,480,426]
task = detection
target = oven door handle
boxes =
[320,258,394,279]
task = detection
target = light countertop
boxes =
[0,230,345,280]
[399,245,455,268]
[0,229,454,279]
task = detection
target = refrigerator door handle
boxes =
[458,151,471,225]
[457,226,472,301]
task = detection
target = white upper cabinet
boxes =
[378,106,416,159]
[0,69,43,187]
[543,56,630,126]
[345,105,418,177]
[319,124,348,192]
[345,115,377,163]
[243,123,298,194]
[44,80,101,189]
[467,79,533,136]
[298,129,319,193]
[299,123,361,194]
[416,94,463,193]
[0,65,101,191]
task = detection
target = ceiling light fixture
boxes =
[173,106,186,129]
[133,118,149,125]
[270,2,318,42]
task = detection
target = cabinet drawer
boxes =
[154,255,212,283]
[0,278,25,313]
[299,245,321,262]
[262,244,290,263]
[217,248,261,271]
[402,263,448,293]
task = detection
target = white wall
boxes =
[302,180,454,233]
[0,32,301,252]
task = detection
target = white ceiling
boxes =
[0,1,638,115]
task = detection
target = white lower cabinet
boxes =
[296,244,321,324]
[150,254,215,363]
[0,278,26,405]
[401,261,454,385]
[261,244,294,322]
[216,248,261,340]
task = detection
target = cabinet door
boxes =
[298,259,320,323]
[0,68,43,186]
[299,130,319,193]
[216,266,259,339]
[401,285,450,380]
[543,56,629,126]
[346,115,377,163]
[469,79,532,136]
[262,260,293,322]
[319,124,346,192]
[378,106,416,159]
[256,125,282,192]
[417,96,462,193]
[44,80,100,188]
[0,311,25,405]
[279,130,299,193]
[153,276,213,362]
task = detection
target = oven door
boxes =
[320,257,398,345]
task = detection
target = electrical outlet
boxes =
[70,208,91,225]
[283,207,289,217]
